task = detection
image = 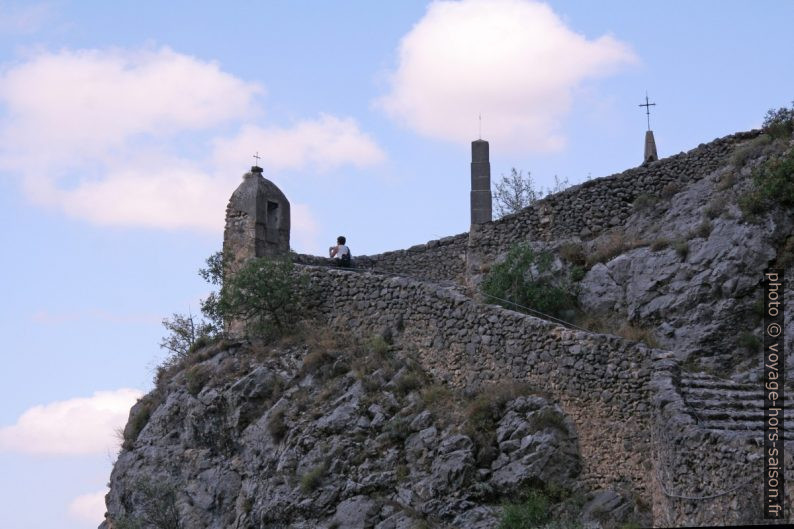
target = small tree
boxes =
[198,251,225,332]
[158,252,225,368]
[493,169,569,218]
[493,169,540,218]
[218,257,307,338]
[159,312,215,359]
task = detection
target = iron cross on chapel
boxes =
[639,93,656,131]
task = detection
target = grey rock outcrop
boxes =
[577,141,794,379]
[101,339,583,529]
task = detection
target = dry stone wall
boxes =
[294,233,468,283]
[296,131,759,286]
[301,266,655,498]
[468,131,759,265]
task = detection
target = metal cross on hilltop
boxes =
[639,92,656,131]
[253,152,261,166]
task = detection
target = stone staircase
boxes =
[679,372,794,435]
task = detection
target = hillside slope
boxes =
[101,330,646,529]
[102,126,794,528]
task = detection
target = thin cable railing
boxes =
[479,292,594,333]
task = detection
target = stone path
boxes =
[680,372,794,435]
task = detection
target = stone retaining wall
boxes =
[301,266,655,498]
[649,354,794,526]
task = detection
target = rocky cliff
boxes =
[103,126,794,528]
[102,330,644,529]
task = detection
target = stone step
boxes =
[679,385,794,402]
[700,420,794,433]
[684,398,794,414]
[682,389,794,403]
[689,408,794,422]
[679,377,759,392]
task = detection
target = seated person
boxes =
[329,236,352,267]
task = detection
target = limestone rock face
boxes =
[101,341,584,529]
[576,152,794,379]
[223,166,290,273]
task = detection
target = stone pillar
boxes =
[223,166,291,276]
[644,130,658,163]
[470,139,492,225]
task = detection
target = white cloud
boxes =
[0,47,262,164]
[211,115,385,173]
[0,389,143,455]
[376,0,637,151]
[68,490,107,525]
[0,47,384,239]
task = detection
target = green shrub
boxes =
[421,383,454,408]
[395,464,409,481]
[616,323,660,348]
[754,149,794,204]
[660,182,682,198]
[704,196,726,219]
[385,417,412,444]
[300,463,326,494]
[219,257,308,339]
[464,382,536,465]
[694,219,712,239]
[716,172,737,191]
[394,371,424,396]
[763,102,794,139]
[674,239,689,260]
[420,384,457,425]
[499,489,549,529]
[481,243,577,319]
[731,134,772,168]
[185,365,210,396]
[300,349,333,376]
[113,516,143,529]
[123,394,158,450]
[751,296,765,318]
[570,266,585,282]
[738,332,762,352]
[632,193,658,210]
[738,189,766,216]
[739,144,794,218]
[776,236,794,269]
[267,409,287,442]
[586,231,645,267]
[558,242,585,266]
[650,238,669,251]
[367,334,390,356]
[117,478,181,529]
[530,408,568,433]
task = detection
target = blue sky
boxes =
[0,1,792,527]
